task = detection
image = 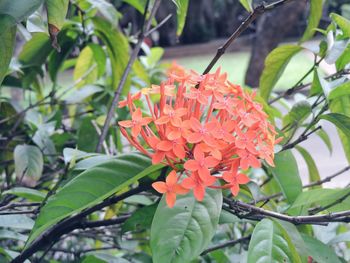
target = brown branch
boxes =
[253,165,350,204]
[96,0,162,152]
[202,0,295,75]
[224,197,350,225]
[201,235,251,255]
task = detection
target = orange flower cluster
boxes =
[118,63,280,208]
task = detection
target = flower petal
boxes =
[118,120,133,128]
[193,185,205,201]
[184,160,199,171]
[237,173,250,184]
[157,140,172,151]
[166,192,177,208]
[152,181,167,193]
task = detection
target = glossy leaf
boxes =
[87,0,120,27]
[300,0,323,42]
[172,0,189,36]
[283,101,311,127]
[335,43,350,70]
[239,0,253,12]
[270,150,302,203]
[330,13,350,38]
[46,0,68,30]
[328,81,350,100]
[14,144,43,179]
[2,187,45,202]
[295,146,321,188]
[0,0,43,24]
[260,45,303,101]
[320,113,350,139]
[26,153,163,245]
[74,45,100,87]
[247,218,301,263]
[93,17,130,93]
[0,16,16,86]
[329,96,350,163]
[288,188,350,215]
[151,189,222,263]
[302,234,342,263]
[316,128,333,154]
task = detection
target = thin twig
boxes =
[96,0,161,152]
[202,0,295,75]
[201,235,251,255]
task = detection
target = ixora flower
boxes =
[118,63,281,208]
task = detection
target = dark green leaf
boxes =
[302,234,342,263]
[0,16,16,86]
[0,0,43,24]
[300,0,323,42]
[270,150,302,203]
[18,32,52,66]
[122,204,157,233]
[77,117,99,152]
[316,129,333,154]
[3,187,45,202]
[14,144,43,179]
[295,146,321,188]
[26,154,163,245]
[93,17,130,93]
[288,188,350,215]
[247,218,301,263]
[283,101,312,127]
[151,189,222,263]
[172,0,189,36]
[260,45,303,101]
[320,113,350,138]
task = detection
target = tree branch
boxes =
[202,0,296,75]
[201,235,251,255]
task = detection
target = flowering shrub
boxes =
[118,63,280,207]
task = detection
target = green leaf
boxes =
[247,218,302,263]
[295,146,321,188]
[309,69,322,96]
[123,0,156,26]
[122,204,157,233]
[0,229,27,242]
[0,16,16,86]
[288,188,350,215]
[330,13,350,38]
[26,153,163,245]
[87,0,120,27]
[46,0,68,30]
[151,189,222,263]
[320,113,350,138]
[14,144,43,179]
[316,129,333,154]
[259,45,303,101]
[329,96,350,163]
[300,0,323,42]
[239,0,253,12]
[18,32,52,66]
[0,0,43,24]
[328,81,350,100]
[0,215,34,230]
[302,234,342,263]
[172,0,189,36]
[74,45,101,87]
[283,101,312,127]
[336,43,350,70]
[270,150,302,203]
[77,117,99,152]
[327,231,350,245]
[2,187,45,202]
[93,17,130,93]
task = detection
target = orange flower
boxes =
[223,160,250,196]
[152,170,188,207]
[118,108,152,137]
[118,63,279,207]
[155,104,187,127]
[184,147,219,184]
